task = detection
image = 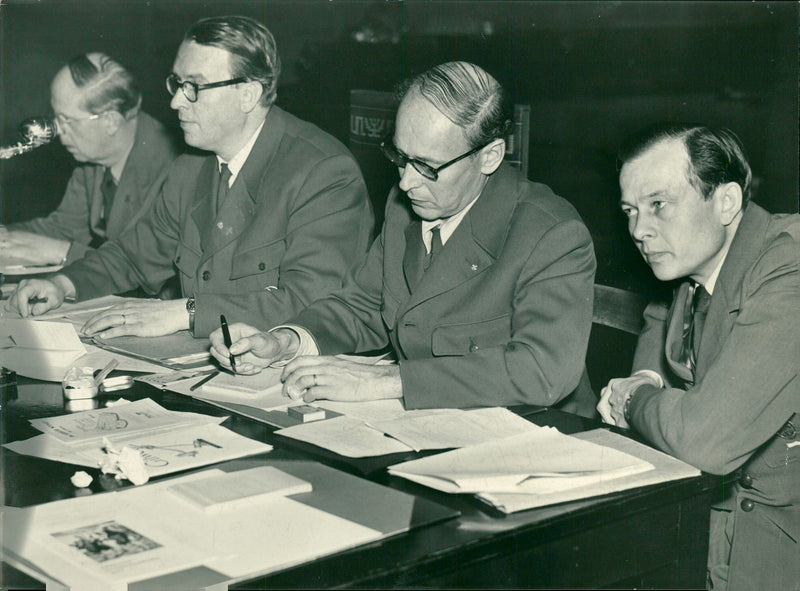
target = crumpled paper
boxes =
[70,470,93,488]
[99,437,150,485]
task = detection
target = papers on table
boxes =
[0,318,86,380]
[476,429,701,513]
[4,398,272,478]
[276,406,545,458]
[1,466,381,591]
[387,427,701,513]
[92,330,213,370]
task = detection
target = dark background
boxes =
[1,0,798,297]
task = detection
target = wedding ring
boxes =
[313,374,318,387]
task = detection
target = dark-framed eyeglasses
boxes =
[380,140,486,182]
[166,74,247,103]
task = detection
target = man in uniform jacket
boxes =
[1,53,177,266]
[597,124,798,591]
[210,61,597,415]
[11,16,373,339]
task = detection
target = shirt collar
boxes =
[421,192,482,250]
[699,247,729,295]
[215,120,265,186]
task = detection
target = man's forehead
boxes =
[173,41,232,78]
[395,93,467,157]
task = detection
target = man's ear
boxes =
[240,81,264,113]
[715,182,744,225]
[103,111,124,136]
[479,138,506,174]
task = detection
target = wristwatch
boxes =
[186,297,196,332]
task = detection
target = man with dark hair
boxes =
[11,16,373,339]
[597,123,798,590]
[209,61,597,414]
[0,52,178,266]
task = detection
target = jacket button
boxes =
[258,262,266,271]
[740,473,754,489]
[506,343,516,352]
[202,270,211,281]
[740,499,754,512]
[175,256,181,264]
[469,343,479,352]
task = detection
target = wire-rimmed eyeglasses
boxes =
[166,74,246,103]
[380,140,486,181]
[53,112,103,134]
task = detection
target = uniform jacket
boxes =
[294,163,597,414]
[9,112,178,264]
[63,106,374,337]
[629,203,799,591]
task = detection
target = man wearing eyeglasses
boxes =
[11,16,373,340]
[209,61,597,414]
[0,52,178,268]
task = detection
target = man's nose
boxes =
[169,90,188,110]
[398,165,422,192]
[630,213,655,242]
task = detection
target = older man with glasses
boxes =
[11,15,373,341]
[209,61,598,414]
[0,52,178,268]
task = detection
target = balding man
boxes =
[210,61,597,414]
[1,52,178,266]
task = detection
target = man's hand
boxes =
[209,323,295,374]
[81,299,190,338]
[8,278,68,317]
[0,230,70,266]
[281,356,402,403]
[597,373,661,428]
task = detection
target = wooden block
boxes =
[288,405,326,423]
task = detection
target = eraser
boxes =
[288,404,326,423]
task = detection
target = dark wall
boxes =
[2,1,798,297]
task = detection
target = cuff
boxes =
[268,324,319,367]
[633,369,665,388]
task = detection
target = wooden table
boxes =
[1,374,717,589]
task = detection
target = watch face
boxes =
[186,298,196,312]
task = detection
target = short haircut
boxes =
[184,15,281,107]
[68,53,141,118]
[619,123,753,206]
[397,61,511,149]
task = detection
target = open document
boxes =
[4,398,271,478]
[0,318,86,380]
[389,426,655,495]
[389,427,700,513]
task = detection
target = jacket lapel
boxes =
[665,282,694,382]
[403,220,424,293]
[403,163,518,310]
[694,204,772,380]
[190,158,218,253]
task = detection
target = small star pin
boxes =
[216,222,224,229]
[470,264,478,271]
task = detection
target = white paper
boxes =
[28,398,210,443]
[2,467,382,590]
[277,415,413,457]
[388,426,654,493]
[371,407,541,451]
[478,429,701,513]
[0,318,86,380]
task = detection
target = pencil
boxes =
[189,370,220,391]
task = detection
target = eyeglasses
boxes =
[166,74,247,103]
[54,112,103,133]
[380,140,486,181]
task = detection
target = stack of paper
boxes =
[0,318,87,380]
[389,427,701,513]
[3,398,272,478]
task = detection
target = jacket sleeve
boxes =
[632,299,676,386]
[61,164,185,300]
[193,155,373,337]
[399,218,596,409]
[8,167,94,246]
[628,230,800,474]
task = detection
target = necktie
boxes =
[680,284,712,376]
[99,167,117,232]
[424,225,443,271]
[215,163,232,214]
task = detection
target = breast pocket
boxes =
[174,242,201,278]
[431,315,511,356]
[230,241,286,280]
